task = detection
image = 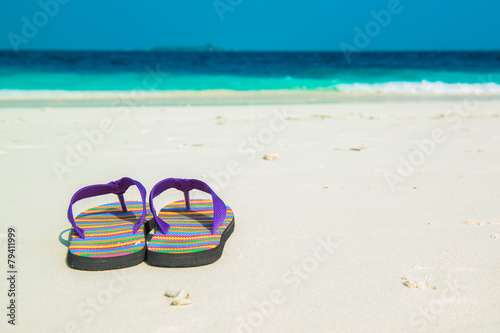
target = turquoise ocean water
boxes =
[0,51,499,95]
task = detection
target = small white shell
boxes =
[263,153,279,161]
[171,289,192,306]
[402,276,436,290]
[349,144,365,151]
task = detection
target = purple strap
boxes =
[67,177,147,239]
[149,178,227,235]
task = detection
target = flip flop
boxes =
[66,177,153,271]
[146,178,235,267]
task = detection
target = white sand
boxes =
[0,100,499,332]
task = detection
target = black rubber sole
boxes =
[146,218,235,268]
[66,219,155,271]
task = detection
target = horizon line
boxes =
[1,48,500,53]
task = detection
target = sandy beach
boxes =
[1,98,499,332]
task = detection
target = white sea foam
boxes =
[335,80,500,95]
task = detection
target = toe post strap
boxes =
[149,178,227,235]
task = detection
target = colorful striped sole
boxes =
[146,199,234,267]
[68,201,152,262]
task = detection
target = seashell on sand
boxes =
[263,154,279,161]
[171,289,192,306]
[402,276,436,290]
[349,144,366,151]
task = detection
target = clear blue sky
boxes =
[1,0,499,51]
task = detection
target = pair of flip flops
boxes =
[66,177,234,271]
